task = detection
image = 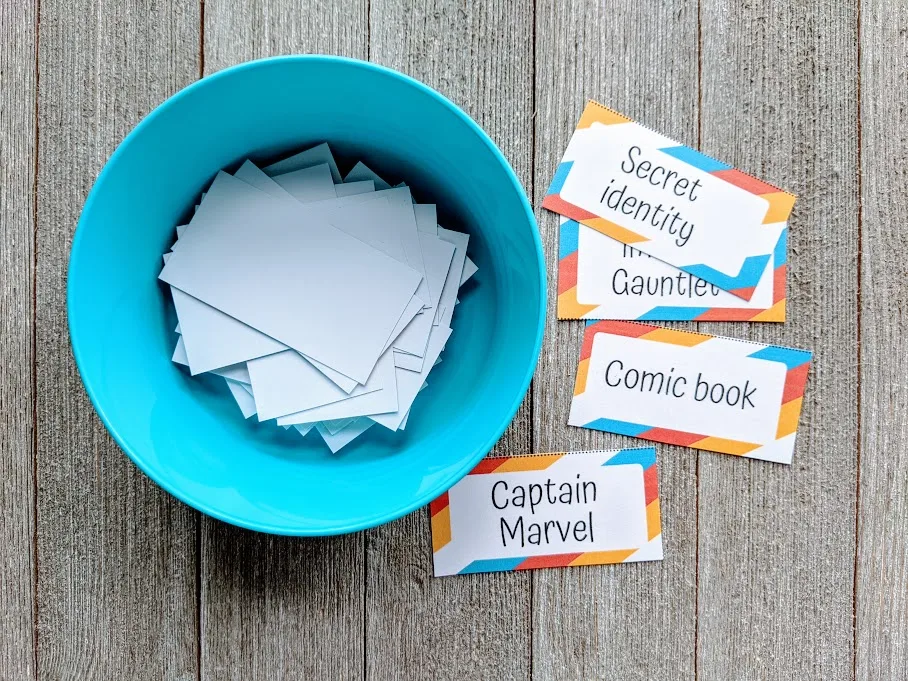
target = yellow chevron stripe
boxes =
[574,358,590,396]
[640,328,712,347]
[582,217,651,244]
[569,549,637,566]
[557,287,598,319]
[494,454,564,473]
[577,101,632,129]
[431,506,451,552]
[646,499,662,541]
[750,299,786,322]
[761,192,797,224]
[692,436,762,456]
[776,397,804,438]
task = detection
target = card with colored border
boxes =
[543,101,795,301]
[569,321,812,464]
[558,217,787,322]
[430,448,662,576]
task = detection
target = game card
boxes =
[568,321,812,464]
[543,101,795,301]
[558,217,787,321]
[431,448,662,576]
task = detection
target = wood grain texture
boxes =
[0,1,901,679]
[201,530,365,680]
[531,2,699,679]
[35,1,201,678]
[364,1,534,678]
[856,1,908,677]
[0,1,37,679]
[199,3,368,679]
[696,1,859,679]
[203,0,368,74]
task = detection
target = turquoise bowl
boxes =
[68,56,545,535]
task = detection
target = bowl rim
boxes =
[68,54,547,536]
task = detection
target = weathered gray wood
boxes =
[856,2,908,677]
[531,2,699,679]
[696,1,859,678]
[0,1,37,679]
[364,2,534,679]
[35,1,201,678]
[199,3,368,679]
[9,1,904,678]
[203,0,369,74]
[201,531,365,680]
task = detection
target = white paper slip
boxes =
[344,161,392,190]
[160,171,422,384]
[225,378,257,419]
[172,336,189,366]
[418,232,456,310]
[271,163,338,202]
[310,187,429,305]
[375,189,428,304]
[275,354,397,424]
[308,191,437,352]
[461,257,478,285]
[335,180,375,197]
[263,142,343,183]
[414,204,438,235]
[430,448,662,576]
[435,227,469,328]
[388,302,434,358]
[398,382,428,431]
[393,350,424,373]
[322,417,356,435]
[323,198,409,265]
[171,287,285,375]
[172,287,354,390]
[294,422,316,437]
[249,347,395,421]
[211,362,251,384]
[382,295,426,354]
[171,175,359,390]
[370,326,452,431]
[233,160,296,199]
[316,418,375,453]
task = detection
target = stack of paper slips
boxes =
[159,143,478,452]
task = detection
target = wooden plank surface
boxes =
[34,1,201,678]
[695,1,859,679]
[364,1,534,678]
[199,2,368,679]
[0,1,37,679]
[530,2,699,679]
[856,1,908,678]
[3,0,906,678]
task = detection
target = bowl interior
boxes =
[68,56,544,534]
